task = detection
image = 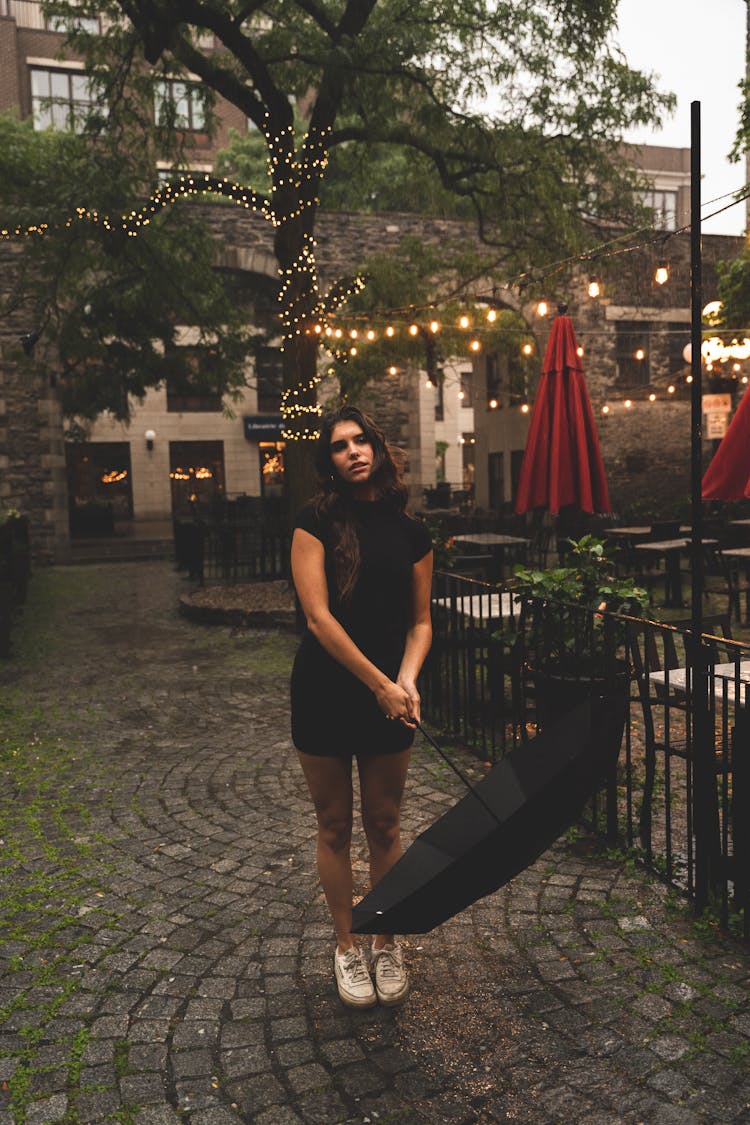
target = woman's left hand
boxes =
[396,677,421,727]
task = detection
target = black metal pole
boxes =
[689,100,720,910]
[690,100,704,628]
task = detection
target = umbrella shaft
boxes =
[416,722,504,827]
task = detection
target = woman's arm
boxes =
[291,527,413,720]
[397,550,434,725]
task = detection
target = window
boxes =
[45,5,100,33]
[255,347,284,412]
[615,321,651,386]
[30,67,105,132]
[459,368,473,408]
[642,190,677,231]
[166,347,222,412]
[486,352,506,408]
[666,322,690,377]
[154,79,207,132]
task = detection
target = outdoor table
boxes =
[634,537,718,608]
[452,533,529,581]
[720,547,750,623]
[728,519,750,545]
[604,526,652,540]
[432,591,522,622]
[650,661,750,705]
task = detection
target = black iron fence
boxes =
[424,571,750,938]
[0,514,31,657]
[174,497,290,584]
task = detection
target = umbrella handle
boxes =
[415,721,504,828]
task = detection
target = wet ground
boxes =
[1,561,749,1124]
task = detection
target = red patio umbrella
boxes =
[515,313,610,515]
[701,388,750,500]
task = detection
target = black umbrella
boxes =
[351,691,626,935]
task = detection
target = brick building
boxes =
[0,0,745,561]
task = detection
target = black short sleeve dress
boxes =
[291,498,433,757]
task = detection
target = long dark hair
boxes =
[313,405,408,602]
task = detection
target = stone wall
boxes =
[0,198,745,561]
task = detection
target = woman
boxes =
[290,405,433,1009]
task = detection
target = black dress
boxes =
[291,498,432,757]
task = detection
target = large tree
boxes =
[0,111,258,423]
[37,0,671,508]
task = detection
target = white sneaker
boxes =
[371,942,409,1006]
[334,947,377,1009]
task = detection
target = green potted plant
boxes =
[507,534,645,725]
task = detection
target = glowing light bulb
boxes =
[587,278,600,298]
[425,378,433,388]
[667,384,675,394]
[409,324,419,336]
[487,309,497,323]
[313,324,322,334]
[655,262,669,285]
[537,301,548,317]
[386,326,395,337]
[635,348,645,361]
[624,399,632,408]
[350,347,357,356]
[388,366,398,376]
[521,402,530,413]
[686,374,693,383]
[459,315,470,329]
[602,405,610,414]
[522,343,533,356]
[470,340,481,352]
[458,390,465,400]
[350,329,358,339]
[648,393,656,401]
[489,398,498,409]
[577,346,584,357]
[366,329,375,341]
[430,320,440,334]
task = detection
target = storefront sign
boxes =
[243,414,283,441]
[706,413,729,440]
[702,394,732,415]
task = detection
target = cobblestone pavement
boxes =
[1,562,750,1125]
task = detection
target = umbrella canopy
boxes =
[515,314,610,515]
[351,691,626,935]
[702,388,750,500]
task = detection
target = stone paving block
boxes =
[224,1072,287,1114]
[221,1044,272,1078]
[120,1073,169,1104]
[71,1089,122,1121]
[25,1094,68,1125]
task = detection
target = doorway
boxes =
[66,442,133,535]
[169,441,226,519]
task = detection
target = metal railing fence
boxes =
[423,571,750,938]
[174,497,290,584]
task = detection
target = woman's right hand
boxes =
[374,679,415,726]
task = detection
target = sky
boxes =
[615,0,747,236]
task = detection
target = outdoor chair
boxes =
[627,620,690,853]
[712,549,750,625]
[628,614,736,854]
[452,554,493,580]
[648,520,681,540]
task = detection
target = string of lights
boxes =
[3,165,749,437]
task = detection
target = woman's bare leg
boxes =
[296,750,356,952]
[357,747,411,949]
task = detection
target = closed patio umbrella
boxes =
[702,387,750,499]
[515,312,610,515]
[351,690,626,935]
